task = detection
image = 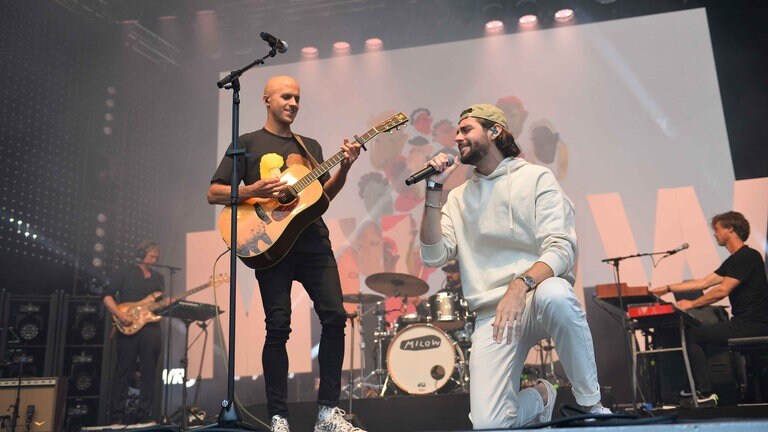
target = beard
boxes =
[459,142,487,165]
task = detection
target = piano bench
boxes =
[728,336,768,404]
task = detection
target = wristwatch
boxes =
[517,274,537,292]
[426,180,443,191]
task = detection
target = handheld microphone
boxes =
[405,156,455,186]
[667,243,689,255]
[260,32,288,53]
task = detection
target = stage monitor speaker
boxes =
[0,377,66,432]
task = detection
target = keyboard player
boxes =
[650,211,768,405]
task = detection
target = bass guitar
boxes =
[112,274,229,336]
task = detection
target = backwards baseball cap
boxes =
[459,103,509,130]
[441,259,459,272]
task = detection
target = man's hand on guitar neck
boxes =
[338,138,362,171]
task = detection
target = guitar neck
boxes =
[148,281,212,312]
[290,129,379,195]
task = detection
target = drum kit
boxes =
[341,272,475,398]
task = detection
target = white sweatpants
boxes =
[468,277,601,429]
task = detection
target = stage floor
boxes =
[82,394,768,432]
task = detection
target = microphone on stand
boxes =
[667,243,689,255]
[260,32,288,53]
[405,156,455,186]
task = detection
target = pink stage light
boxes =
[519,14,538,26]
[554,8,575,22]
[485,20,504,32]
[365,38,383,49]
[333,41,351,54]
[301,46,319,58]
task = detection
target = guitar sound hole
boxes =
[277,189,297,205]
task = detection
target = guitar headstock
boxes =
[373,112,409,135]
[209,273,230,285]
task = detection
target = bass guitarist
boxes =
[102,239,163,426]
[207,75,364,432]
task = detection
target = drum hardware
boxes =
[536,338,565,386]
[365,272,429,297]
[342,293,385,304]
[341,293,385,399]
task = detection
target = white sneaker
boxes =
[536,379,557,424]
[125,422,157,429]
[271,415,290,432]
[588,402,612,415]
[314,406,365,432]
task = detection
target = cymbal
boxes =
[342,293,385,304]
[365,272,429,297]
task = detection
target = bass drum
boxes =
[386,324,464,395]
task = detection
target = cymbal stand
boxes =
[349,303,387,397]
[538,338,560,384]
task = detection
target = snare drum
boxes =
[428,292,466,330]
[386,324,464,395]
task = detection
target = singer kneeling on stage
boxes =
[418,103,610,429]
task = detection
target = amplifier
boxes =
[0,377,66,432]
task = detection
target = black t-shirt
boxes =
[715,245,768,324]
[211,128,332,254]
[104,264,165,304]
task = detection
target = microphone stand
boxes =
[197,45,282,432]
[157,263,181,426]
[10,357,23,432]
[601,248,676,415]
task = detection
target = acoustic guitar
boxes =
[112,274,229,336]
[218,112,409,270]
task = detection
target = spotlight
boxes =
[516,0,539,26]
[332,41,350,54]
[301,46,319,58]
[554,8,574,22]
[519,14,537,26]
[365,38,383,50]
[485,20,504,32]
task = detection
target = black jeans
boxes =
[687,318,768,393]
[255,251,347,418]
[111,323,162,421]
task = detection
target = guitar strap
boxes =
[292,133,320,169]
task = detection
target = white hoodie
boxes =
[421,157,577,318]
